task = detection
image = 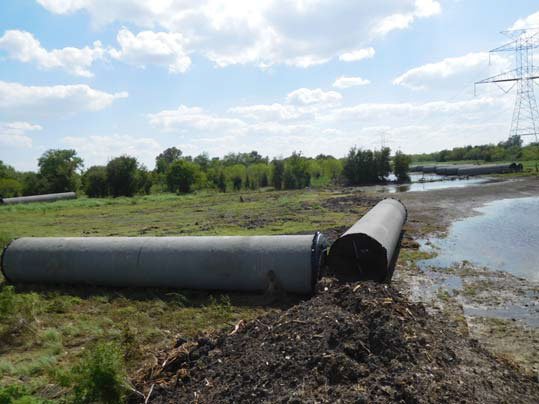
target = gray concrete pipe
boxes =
[1,234,328,294]
[0,192,76,205]
[457,163,520,176]
[421,165,436,173]
[327,198,407,283]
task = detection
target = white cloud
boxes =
[0,121,42,148]
[510,11,539,30]
[62,134,162,168]
[109,28,191,74]
[0,30,104,77]
[339,47,375,62]
[228,104,303,121]
[393,52,511,90]
[148,105,246,132]
[333,76,370,89]
[37,0,441,69]
[0,81,127,114]
[373,0,441,36]
[286,88,342,105]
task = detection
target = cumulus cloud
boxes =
[339,47,375,62]
[510,11,539,30]
[373,0,441,36]
[393,52,511,90]
[36,0,441,69]
[333,76,370,89]
[63,134,162,168]
[286,88,342,105]
[0,30,104,77]
[109,28,191,74]
[0,121,42,148]
[0,81,127,117]
[148,105,246,132]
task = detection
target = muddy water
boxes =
[361,174,491,193]
[420,196,539,282]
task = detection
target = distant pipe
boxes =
[327,198,407,283]
[1,234,328,294]
[0,192,76,205]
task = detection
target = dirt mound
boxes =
[131,279,538,403]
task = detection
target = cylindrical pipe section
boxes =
[328,198,407,283]
[1,234,328,294]
[1,192,76,205]
[457,163,521,176]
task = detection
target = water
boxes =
[360,174,491,193]
[420,197,539,282]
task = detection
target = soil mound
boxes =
[131,279,538,403]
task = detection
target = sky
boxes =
[0,1,539,171]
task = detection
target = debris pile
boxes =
[131,279,538,403]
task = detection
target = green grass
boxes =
[0,187,360,401]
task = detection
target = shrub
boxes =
[106,156,139,197]
[0,384,51,404]
[0,179,23,198]
[166,160,199,193]
[283,152,311,190]
[343,147,391,185]
[20,173,49,196]
[59,342,127,404]
[271,159,284,190]
[82,166,108,198]
[393,151,412,182]
[0,286,40,343]
[136,166,153,195]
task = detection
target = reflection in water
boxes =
[420,197,539,282]
[360,174,491,193]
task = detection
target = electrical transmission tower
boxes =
[475,28,539,143]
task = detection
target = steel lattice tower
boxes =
[476,28,539,143]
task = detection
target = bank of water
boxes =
[361,174,492,193]
[420,196,539,282]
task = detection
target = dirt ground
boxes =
[131,177,539,403]
[130,279,538,403]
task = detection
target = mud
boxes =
[131,279,538,403]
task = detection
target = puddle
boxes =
[360,174,491,193]
[420,196,539,282]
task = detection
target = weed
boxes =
[0,384,51,404]
[58,341,128,404]
[0,286,41,344]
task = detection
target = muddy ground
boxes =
[131,279,538,403]
[132,177,539,403]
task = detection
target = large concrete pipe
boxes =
[1,234,328,294]
[409,165,423,172]
[327,198,407,283]
[1,192,76,205]
[421,165,436,174]
[457,163,520,176]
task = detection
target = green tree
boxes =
[283,152,311,190]
[224,164,246,191]
[393,151,411,182]
[82,166,108,198]
[136,166,153,194]
[38,149,83,193]
[155,147,182,174]
[0,178,23,198]
[271,159,284,190]
[106,156,139,197]
[216,170,227,192]
[166,160,199,193]
[20,172,49,196]
[0,161,17,179]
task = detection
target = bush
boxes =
[0,384,51,404]
[0,286,40,343]
[59,342,127,404]
[224,164,246,191]
[0,179,23,198]
[393,151,411,182]
[343,147,391,185]
[136,166,153,195]
[20,173,49,196]
[106,156,139,197]
[283,152,311,190]
[82,166,108,198]
[166,160,199,193]
[271,159,284,190]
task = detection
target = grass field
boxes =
[0,188,366,401]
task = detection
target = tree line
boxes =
[411,135,538,163]
[0,147,411,198]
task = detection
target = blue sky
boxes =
[0,0,538,171]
